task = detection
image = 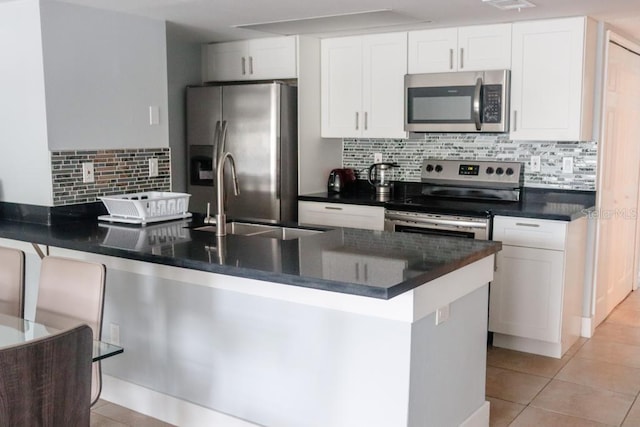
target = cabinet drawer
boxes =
[298,201,385,231]
[493,216,567,250]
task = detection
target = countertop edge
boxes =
[0,219,501,300]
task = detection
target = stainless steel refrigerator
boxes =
[186,82,298,223]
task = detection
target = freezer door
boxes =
[223,83,281,222]
[186,86,222,147]
[186,86,222,213]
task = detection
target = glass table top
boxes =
[0,313,123,362]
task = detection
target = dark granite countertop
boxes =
[0,213,500,300]
[299,183,595,221]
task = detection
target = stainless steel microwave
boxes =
[405,69,510,133]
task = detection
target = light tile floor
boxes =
[91,400,175,427]
[487,289,640,426]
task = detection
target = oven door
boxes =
[384,210,490,240]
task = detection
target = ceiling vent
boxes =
[482,0,536,10]
[234,9,428,36]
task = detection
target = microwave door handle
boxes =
[473,77,482,131]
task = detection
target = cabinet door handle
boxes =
[449,49,454,70]
[355,112,359,130]
[460,48,464,69]
[249,56,254,74]
[513,110,518,132]
[324,206,343,211]
[241,57,246,75]
[355,262,360,281]
[364,112,368,130]
[515,222,540,228]
[363,263,368,282]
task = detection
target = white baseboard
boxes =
[101,375,259,427]
[460,401,490,427]
[492,333,562,358]
[581,316,594,338]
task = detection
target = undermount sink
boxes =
[195,222,323,240]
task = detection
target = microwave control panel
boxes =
[482,85,502,124]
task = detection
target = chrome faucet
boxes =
[215,151,240,236]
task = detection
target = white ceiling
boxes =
[46,0,640,43]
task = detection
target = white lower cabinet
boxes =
[298,201,385,231]
[489,215,587,358]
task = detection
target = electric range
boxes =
[384,159,524,240]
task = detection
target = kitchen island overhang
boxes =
[0,216,500,426]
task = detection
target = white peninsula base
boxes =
[1,239,494,427]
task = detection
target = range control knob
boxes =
[506,167,514,176]
[485,167,495,175]
[496,167,504,175]
[425,164,434,172]
[435,164,443,173]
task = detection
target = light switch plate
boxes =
[530,155,541,172]
[149,158,159,177]
[562,157,574,174]
[149,106,160,125]
[82,162,94,183]
[374,152,383,163]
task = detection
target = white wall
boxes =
[166,23,201,192]
[39,0,169,150]
[0,0,53,205]
[297,36,342,194]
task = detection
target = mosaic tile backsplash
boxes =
[51,148,171,206]
[343,134,597,190]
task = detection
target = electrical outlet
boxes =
[110,323,120,346]
[530,155,541,172]
[82,162,94,183]
[149,158,159,177]
[435,304,450,325]
[562,157,574,174]
[374,152,383,163]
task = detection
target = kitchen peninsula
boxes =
[0,210,500,427]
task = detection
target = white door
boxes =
[407,28,458,73]
[457,24,512,71]
[321,36,362,138]
[248,37,297,80]
[510,18,585,140]
[594,39,640,326]
[203,41,247,82]
[489,245,564,343]
[361,32,407,139]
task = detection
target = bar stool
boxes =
[35,256,106,406]
[0,246,25,318]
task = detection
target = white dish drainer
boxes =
[98,192,192,225]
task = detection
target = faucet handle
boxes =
[204,202,216,224]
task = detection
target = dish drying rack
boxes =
[98,192,192,225]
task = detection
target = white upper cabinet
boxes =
[408,24,512,73]
[321,32,407,138]
[202,36,297,82]
[510,17,596,141]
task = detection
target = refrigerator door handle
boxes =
[219,120,228,157]
[212,120,221,170]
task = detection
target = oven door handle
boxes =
[385,213,487,229]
